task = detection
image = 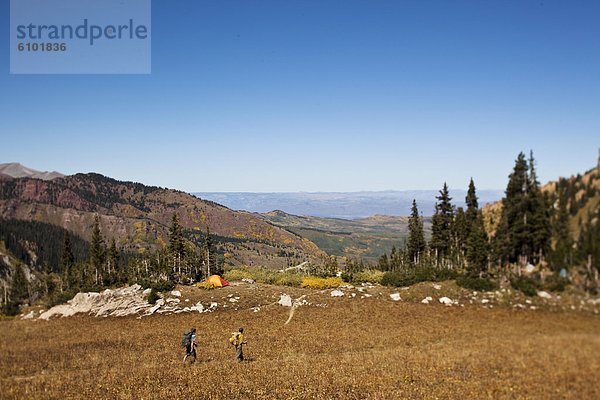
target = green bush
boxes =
[511,277,540,297]
[275,274,303,287]
[46,290,77,308]
[225,267,305,286]
[543,275,568,292]
[137,279,175,292]
[1,302,20,316]
[352,269,385,284]
[223,268,254,282]
[381,267,459,287]
[456,276,498,292]
[147,289,160,305]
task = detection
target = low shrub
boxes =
[137,279,175,292]
[195,281,216,290]
[352,269,385,284]
[225,267,304,286]
[543,275,568,292]
[147,289,160,305]
[456,276,498,292]
[511,276,540,297]
[381,267,459,287]
[223,268,254,282]
[301,277,343,289]
[46,290,77,308]
[275,274,303,287]
[1,302,20,316]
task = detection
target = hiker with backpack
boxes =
[229,327,247,362]
[182,327,197,364]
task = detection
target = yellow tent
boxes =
[202,275,229,287]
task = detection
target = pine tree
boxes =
[11,265,29,304]
[389,245,400,270]
[577,206,600,279]
[89,215,105,286]
[550,193,573,271]
[61,232,75,289]
[3,265,29,315]
[168,213,185,275]
[406,199,426,264]
[466,211,489,277]
[108,238,120,284]
[494,152,529,264]
[378,253,390,271]
[527,152,551,263]
[465,178,479,235]
[494,151,551,265]
[203,227,215,278]
[453,207,468,262]
[430,183,454,264]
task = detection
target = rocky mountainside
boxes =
[0,171,323,269]
[0,162,64,181]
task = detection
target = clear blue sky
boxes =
[1,0,598,192]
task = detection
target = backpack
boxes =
[229,333,238,346]
[181,331,193,348]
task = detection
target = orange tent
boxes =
[204,275,229,287]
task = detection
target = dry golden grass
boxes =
[1,285,600,399]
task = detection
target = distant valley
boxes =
[259,210,432,261]
[194,190,504,219]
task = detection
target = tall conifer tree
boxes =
[89,215,105,285]
[430,183,454,263]
[406,199,426,264]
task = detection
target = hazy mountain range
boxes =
[0,162,64,181]
[194,190,505,219]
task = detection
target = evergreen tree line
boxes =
[0,219,89,273]
[1,213,224,315]
[370,151,599,287]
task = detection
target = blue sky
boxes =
[1,0,598,192]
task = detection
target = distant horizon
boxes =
[4,159,599,195]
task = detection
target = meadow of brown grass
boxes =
[1,284,599,399]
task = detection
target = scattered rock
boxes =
[331,290,344,297]
[241,278,255,284]
[481,299,490,304]
[433,284,442,290]
[537,291,552,299]
[21,311,35,320]
[439,297,453,305]
[421,296,433,304]
[278,294,293,307]
[142,288,152,295]
[170,290,182,297]
[390,293,402,301]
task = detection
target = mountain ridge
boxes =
[0,162,64,181]
[0,169,323,269]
